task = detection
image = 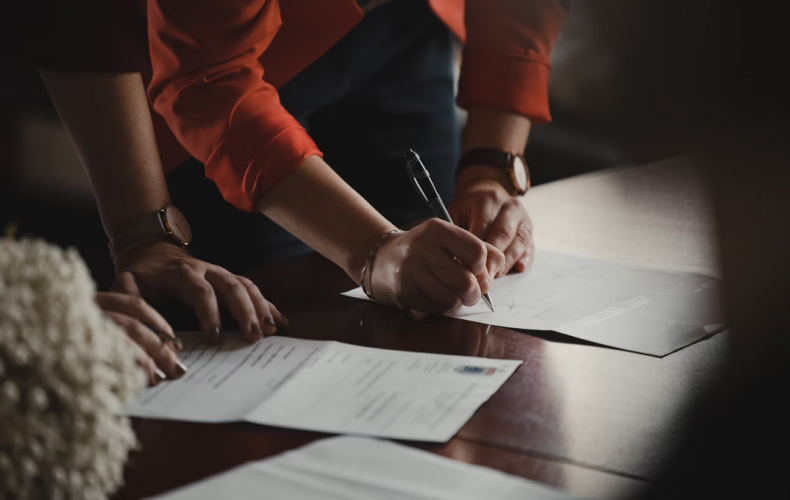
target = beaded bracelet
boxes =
[361,229,402,300]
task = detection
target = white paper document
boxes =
[344,251,725,356]
[149,436,587,500]
[126,335,521,442]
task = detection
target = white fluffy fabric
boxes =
[0,238,145,500]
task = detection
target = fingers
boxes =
[486,200,533,275]
[425,252,482,307]
[514,239,536,273]
[133,345,161,387]
[119,332,160,387]
[483,243,507,280]
[428,219,489,278]
[465,193,501,241]
[237,276,289,334]
[500,221,532,275]
[111,271,142,296]
[416,264,463,311]
[119,254,287,344]
[205,270,262,342]
[171,269,224,345]
[410,273,461,314]
[105,311,187,382]
[485,200,522,250]
[95,291,174,339]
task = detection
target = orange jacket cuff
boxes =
[205,125,322,212]
[457,47,552,124]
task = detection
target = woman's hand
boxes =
[112,241,288,344]
[368,219,506,313]
[96,291,185,386]
[449,177,535,275]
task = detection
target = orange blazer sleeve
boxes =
[456,0,569,124]
[147,0,322,211]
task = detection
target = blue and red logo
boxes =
[455,365,497,375]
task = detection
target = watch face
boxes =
[164,205,192,245]
[511,155,530,193]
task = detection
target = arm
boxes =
[452,108,535,274]
[39,71,170,235]
[450,0,569,274]
[148,0,506,313]
[259,155,505,311]
[40,71,285,346]
[40,71,184,385]
[147,0,320,212]
[257,155,392,284]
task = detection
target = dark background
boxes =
[2,0,660,290]
[2,1,789,499]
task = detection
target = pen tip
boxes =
[482,293,494,312]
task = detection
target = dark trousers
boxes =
[167,0,459,275]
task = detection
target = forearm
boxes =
[257,155,396,283]
[40,71,170,236]
[458,106,532,191]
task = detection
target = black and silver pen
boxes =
[405,149,495,312]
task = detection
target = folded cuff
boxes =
[205,124,322,212]
[457,47,552,124]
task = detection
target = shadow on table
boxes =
[284,300,600,357]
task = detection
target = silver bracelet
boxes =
[361,229,402,300]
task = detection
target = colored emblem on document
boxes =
[455,365,497,376]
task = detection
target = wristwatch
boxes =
[457,148,531,196]
[108,205,192,260]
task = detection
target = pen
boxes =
[405,149,495,312]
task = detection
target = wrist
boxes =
[456,166,514,196]
[360,229,402,299]
[108,205,192,262]
[463,107,531,153]
[113,238,189,271]
[101,200,171,240]
[346,225,400,284]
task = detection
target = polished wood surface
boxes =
[116,158,725,499]
[116,418,646,500]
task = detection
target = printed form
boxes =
[126,335,521,442]
[344,251,725,356]
[148,436,587,500]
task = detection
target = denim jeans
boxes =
[166,0,460,275]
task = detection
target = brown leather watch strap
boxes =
[457,148,513,174]
[109,211,167,255]
[110,234,180,263]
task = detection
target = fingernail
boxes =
[251,322,262,336]
[153,327,184,352]
[172,337,184,352]
[207,326,222,344]
[154,368,167,382]
[264,317,276,327]
[151,326,179,345]
[174,361,188,377]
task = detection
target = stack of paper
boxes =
[344,250,725,356]
[126,335,521,442]
[148,436,588,500]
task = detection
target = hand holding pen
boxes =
[354,150,505,314]
[365,217,505,314]
[405,149,497,311]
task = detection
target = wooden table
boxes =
[115,157,726,500]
